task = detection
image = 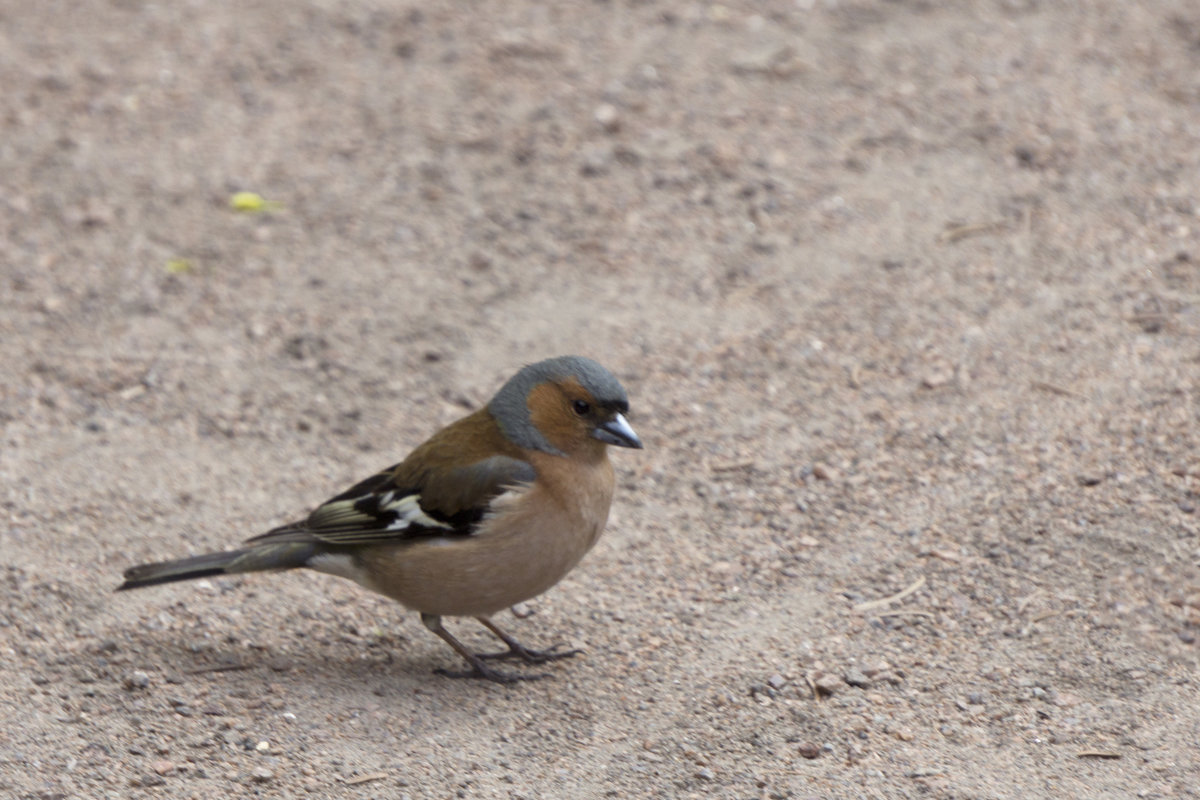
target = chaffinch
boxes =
[118,355,642,682]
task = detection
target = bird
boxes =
[118,355,642,682]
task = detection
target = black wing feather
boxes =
[245,455,534,547]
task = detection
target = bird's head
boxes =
[489,356,643,457]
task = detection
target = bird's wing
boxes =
[245,455,535,547]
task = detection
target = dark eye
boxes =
[572,399,591,416]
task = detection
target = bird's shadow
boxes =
[96,622,569,706]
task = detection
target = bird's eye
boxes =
[572,399,591,416]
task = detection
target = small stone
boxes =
[1076,473,1103,487]
[797,741,821,759]
[811,463,836,481]
[843,668,872,689]
[813,672,841,696]
[250,767,274,783]
[151,760,175,776]
[921,367,952,389]
[124,671,151,690]
[967,692,985,705]
[730,44,802,77]
[860,658,892,677]
[767,673,787,690]
[594,103,620,133]
[695,767,715,781]
[254,740,271,752]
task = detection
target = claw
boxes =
[477,644,581,664]
[421,613,581,683]
[474,615,584,664]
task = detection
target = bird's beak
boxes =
[593,413,643,449]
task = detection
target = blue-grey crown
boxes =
[488,356,629,454]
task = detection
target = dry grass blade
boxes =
[854,575,927,612]
[344,773,389,785]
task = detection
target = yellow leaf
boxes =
[229,191,281,212]
[230,191,265,211]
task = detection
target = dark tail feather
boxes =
[117,542,317,591]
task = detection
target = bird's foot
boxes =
[476,642,581,664]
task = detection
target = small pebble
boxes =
[151,760,175,776]
[861,659,891,677]
[767,673,787,690]
[797,741,821,759]
[843,668,872,689]
[813,673,841,696]
[921,368,951,389]
[250,766,274,783]
[967,692,985,705]
[811,463,836,481]
[124,671,151,690]
[594,103,620,132]
[695,767,715,781]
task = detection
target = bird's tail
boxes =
[117,542,317,591]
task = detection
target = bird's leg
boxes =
[420,613,546,683]
[474,616,582,664]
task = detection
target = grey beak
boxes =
[593,413,643,449]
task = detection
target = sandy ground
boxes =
[3,0,1200,797]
